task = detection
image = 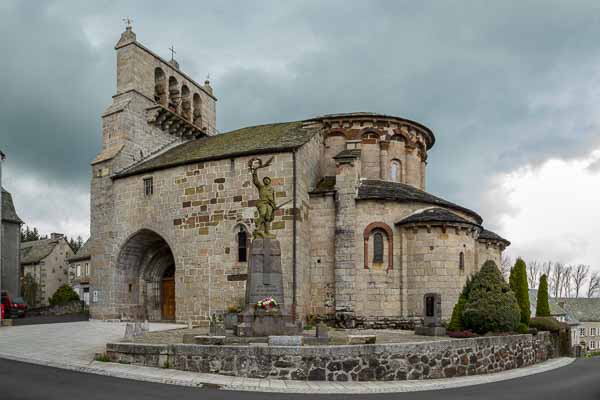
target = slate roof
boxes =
[556,298,600,322]
[529,290,568,317]
[20,238,61,265]
[333,149,361,160]
[478,229,511,245]
[115,121,317,179]
[310,176,337,194]
[357,180,483,224]
[1,187,23,224]
[68,239,92,262]
[397,207,479,227]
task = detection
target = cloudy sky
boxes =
[2,0,600,270]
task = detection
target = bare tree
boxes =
[588,272,600,298]
[550,262,565,298]
[527,260,541,289]
[560,265,573,298]
[500,254,513,281]
[573,264,590,298]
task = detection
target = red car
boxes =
[1,291,27,318]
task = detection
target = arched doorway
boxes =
[115,229,176,321]
[161,264,175,320]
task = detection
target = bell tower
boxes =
[89,27,218,314]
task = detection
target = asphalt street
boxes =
[0,357,598,400]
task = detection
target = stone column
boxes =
[379,141,389,180]
[333,155,360,317]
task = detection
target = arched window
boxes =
[154,68,166,105]
[390,134,405,143]
[192,93,202,126]
[459,251,465,271]
[390,159,401,182]
[181,85,191,120]
[168,76,180,112]
[237,228,248,262]
[363,222,393,270]
[373,231,384,263]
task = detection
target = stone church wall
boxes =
[294,133,327,317]
[403,225,478,319]
[91,143,327,323]
[475,241,502,268]
[307,194,336,316]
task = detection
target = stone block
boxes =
[347,335,376,345]
[194,335,226,345]
[268,335,303,346]
[415,326,447,336]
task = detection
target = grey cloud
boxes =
[2,0,600,236]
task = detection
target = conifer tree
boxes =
[509,258,531,325]
[536,274,551,317]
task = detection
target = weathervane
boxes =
[122,17,133,29]
[169,45,176,61]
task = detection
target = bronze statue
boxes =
[249,157,276,238]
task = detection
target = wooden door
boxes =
[161,278,175,320]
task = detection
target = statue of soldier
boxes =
[249,158,276,238]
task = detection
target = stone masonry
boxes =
[106,332,557,381]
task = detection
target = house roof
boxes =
[529,290,567,317]
[478,229,511,245]
[114,121,317,179]
[556,298,600,322]
[2,187,23,224]
[357,180,483,224]
[20,238,61,265]
[67,239,92,262]
[397,207,479,227]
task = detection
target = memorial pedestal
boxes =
[235,238,300,337]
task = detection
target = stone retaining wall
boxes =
[106,332,557,381]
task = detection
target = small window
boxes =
[592,328,597,336]
[459,252,465,271]
[390,160,401,182]
[144,178,154,196]
[591,340,596,350]
[580,328,586,337]
[85,262,90,277]
[238,229,248,262]
[373,232,384,263]
[76,265,81,277]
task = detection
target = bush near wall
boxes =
[460,260,521,334]
[49,284,80,306]
[529,317,562,333]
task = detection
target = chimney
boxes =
[50,233,64,240]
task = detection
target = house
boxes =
[557,298,600,352]
[1,186,23,298]
[529,289,580,347]
[20,233,74,307]
[68,239,91,305]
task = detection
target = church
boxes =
[89,26,509,326]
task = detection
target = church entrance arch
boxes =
[115,229,176,321]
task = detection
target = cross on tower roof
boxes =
[122,17,133,29]
[169,45,176,61]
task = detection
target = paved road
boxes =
[0,357,599,400]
